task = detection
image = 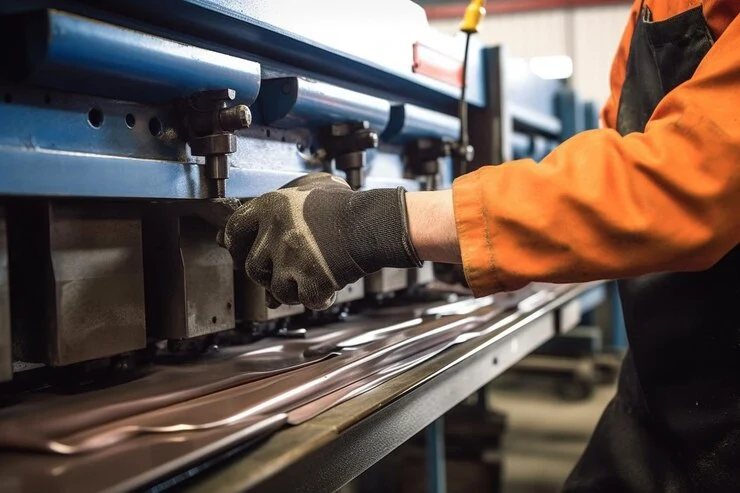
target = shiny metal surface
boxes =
[0,297,504,454]
[0,316,410,450]
[284,310,522,426]
[381,104,461,144]
[0,413,288,493]
[0,284,600,492]
[64,0,486,110]
[46,311,493,454]
[2,10,262,104]
[185,285,598,493]
[255,78,390,131]
[20,291,553,455]
[286,340,451,425]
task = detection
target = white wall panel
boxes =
[571,5,633,108]
[431,4,632,109]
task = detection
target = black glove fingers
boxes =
[265,290,282,309]
[245,230,274,288]
[223,201,260,263]
[270,275,300,306]
[297,277,336,311]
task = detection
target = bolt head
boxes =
[237,105,252,127]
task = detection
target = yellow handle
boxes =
[459,0,486,33]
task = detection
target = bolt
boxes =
[219,105,251,131]
[358,131,379,149]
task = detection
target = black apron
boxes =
[562,5,740,493]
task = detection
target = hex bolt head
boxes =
[219,105,252,131]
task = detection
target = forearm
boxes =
[405,190,461,264]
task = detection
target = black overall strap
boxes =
[564,5,740,493]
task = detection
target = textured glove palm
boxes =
[223,173,422,310]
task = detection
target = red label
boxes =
[412,42,463,88]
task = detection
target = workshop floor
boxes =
[489,379,616,493]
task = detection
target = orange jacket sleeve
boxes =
[452,14,740,296]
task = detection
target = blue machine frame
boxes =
[0,2,488,200]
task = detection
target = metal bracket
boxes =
[316,121,378,190]
[175,89,252,197]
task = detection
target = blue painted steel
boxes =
[555,89,586,140]
[0,82,417,198]
[7,10,262,104]
[254,78,390,131]
[0,87,183,160]
[425,417,447,493]
[577,285,607,315]
[583,101,600,131]
[381,104,461,144]
[40,0,485,112]
[510,103,562,138]
[609,282,628,350]
[511,132,558,161]
[0,146,418,199]
[510,132,531,160]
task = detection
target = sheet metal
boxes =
[0,284,599,492]
[184,285,599,493]
[1,10,262,104]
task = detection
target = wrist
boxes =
[405,190,462,264]
[344,188,422,273]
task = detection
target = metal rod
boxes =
[425,417,447,493]
[457,32,472,175]
[609,281,628,350]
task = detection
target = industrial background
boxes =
[1,0,725,492]
[424,0,632,107]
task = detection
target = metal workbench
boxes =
[156,283,604,493]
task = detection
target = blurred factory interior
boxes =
[1,0,735,492]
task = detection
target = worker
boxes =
[221,1,739,491]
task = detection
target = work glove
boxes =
[221,173,422,311]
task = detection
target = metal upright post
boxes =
[425,417,447,493]
[609,282,628,350]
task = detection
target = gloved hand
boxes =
[222,173,422,310]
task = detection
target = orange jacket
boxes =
[452,0,740,296]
